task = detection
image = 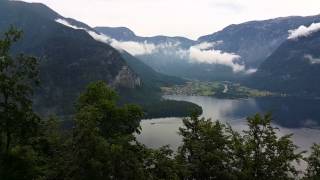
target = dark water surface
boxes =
[137,95,320,151]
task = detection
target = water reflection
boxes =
[255,97,320,128]
[137,95,320,151]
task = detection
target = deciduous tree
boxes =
[0,27,40,180]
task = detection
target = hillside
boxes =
[95,26,248,81]
[248,29,320,96]
[0,0,199,117]
[94,26,195,48]
[95,16,320,81]
[198,15,320,68]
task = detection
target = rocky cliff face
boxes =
[112,66,141,89]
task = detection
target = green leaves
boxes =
[77,81,118,110]
[305,144,320,179]
[0,26,21,55]
[176,113,305,180]
[69,81,148,179]
[241,113,304,180]
[76,81,143,138]
[177,115,237,179]
[0,27,319,180]
[0,27,41,180]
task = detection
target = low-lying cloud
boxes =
[288,22,320,40]
[55,19,85,30]
[56,18,156,55]
[87,31,157,55]
[305,54,320,64]
[188,42,244,72]
[244,68,258,74]
[56,18,251,73]
[113,41,156,55]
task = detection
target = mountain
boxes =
[0,0,142,116]
[117,52,203,118]
[94,27,136,41]
[95,15,320,81]
[198,15,320,68]
[247,29,320,96]
[121,51,184,89]
[0,0,200,117]
[95,27,250,81]
[94,26,195,48]
[116,51,185,103]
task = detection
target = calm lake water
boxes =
[137,95,320,152]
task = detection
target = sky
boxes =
[22,0,320,40]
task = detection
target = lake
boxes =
[137,95,320,152]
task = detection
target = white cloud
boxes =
[305,54,320,64]
[55,18,156,55]
[56,18,252,73]
[189,42,244,72]
[191,41,223,50]
[135,41,248,73]
[111,41,156,55]
[244,68,257,74]
[192,42,215,50]
[87,31,156,55]
[288,23,320,40]
[55,18,110,43]
[85,30,111,44]
[55,18,85,30]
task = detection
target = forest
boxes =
[1,28,320,180]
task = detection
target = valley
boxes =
[161,81,277,99]
[1,0,320,179]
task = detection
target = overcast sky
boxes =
[22,0,320,39]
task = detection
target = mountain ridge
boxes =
[198,14,320,68]
[0,0,168,116]
[95,14,320,81]
[247,29,320,96]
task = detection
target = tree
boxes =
[0,27,41,180]
[145,145,180,180]
[176,113,305,180]
[0,27,313,180]
[176,112,237,179]
[77,81,143,139]
[304,143,320,180]
[239,113,304,180]
[69,81,148,179]
[35,116,71,180]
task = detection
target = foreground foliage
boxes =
[1,28,320,180]
[0,27,40,180]
[176,113,304,180]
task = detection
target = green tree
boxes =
[176,112,237,180]
[239,113,304,180]
[69,81,148,179]
[145,145,180,180]
[35,116,71,180]
[0,27,41,180]
[304,143,320,180]
[77,81,143,138]
[176,113,305,180]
